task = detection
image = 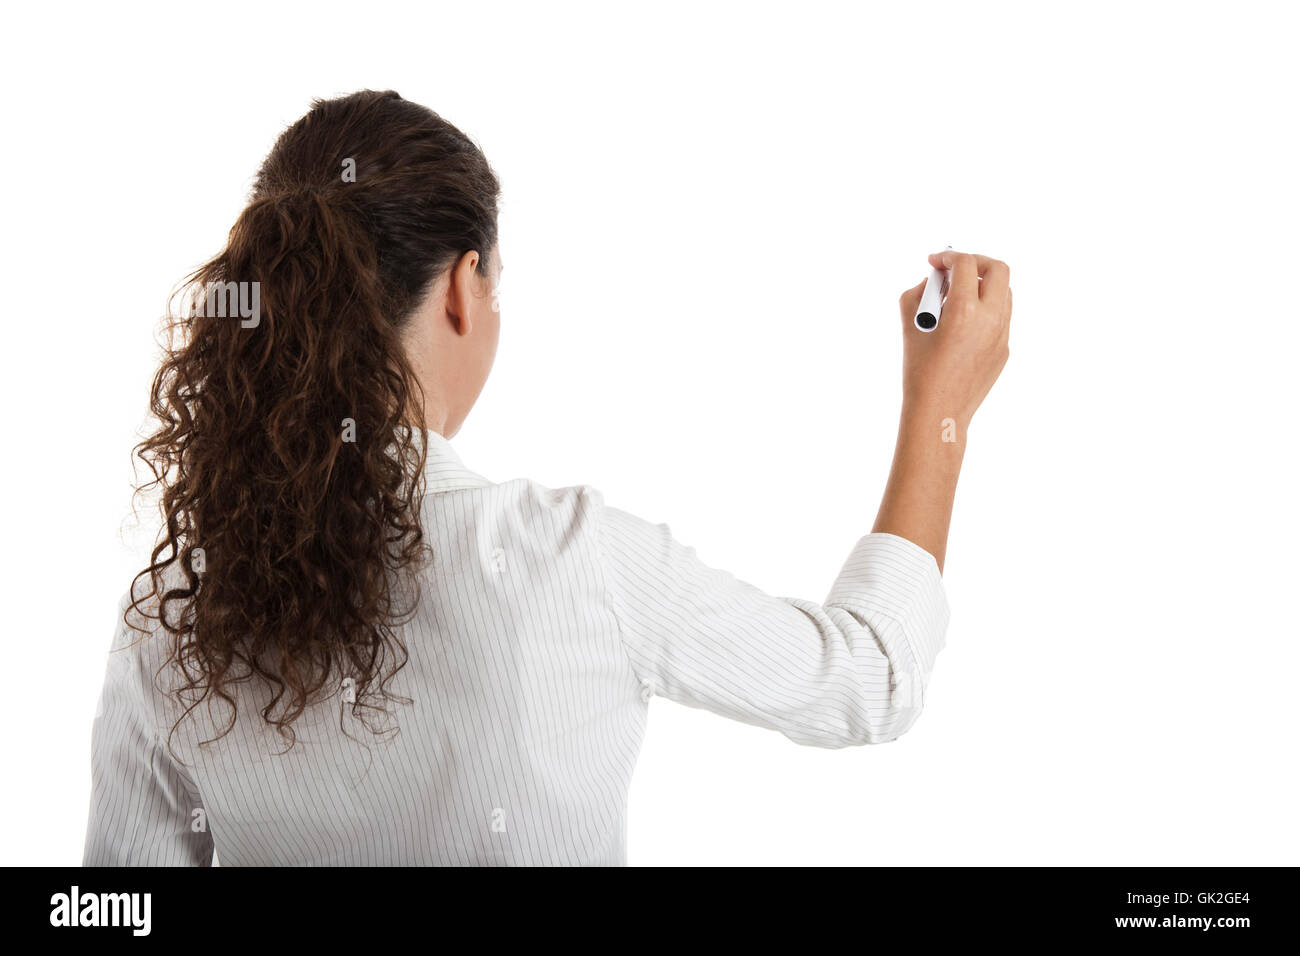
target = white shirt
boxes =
[84,430,950,866]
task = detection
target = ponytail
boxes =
[128,90,499,750]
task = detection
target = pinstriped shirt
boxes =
[83,429,950,866]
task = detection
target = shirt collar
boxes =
[418,428,494,494]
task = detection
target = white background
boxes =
[1,0,1296,866]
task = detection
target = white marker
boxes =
[914,244,954,332]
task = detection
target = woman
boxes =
[84,90,1011,866]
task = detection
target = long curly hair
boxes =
[129,90,500,750]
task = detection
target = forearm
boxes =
[872,403,966,573]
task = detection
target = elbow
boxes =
[782,691,927,749]
[782,600,943,748]
[858,699,925,746]
[828,667,929,748]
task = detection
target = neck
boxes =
[402,333,454,439]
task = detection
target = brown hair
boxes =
[129,90,500,749]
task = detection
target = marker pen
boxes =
[914,244,954,332]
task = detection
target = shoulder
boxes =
[493,478,666,530]
[501,480,681,565]
[103,566,191,701]
[476,479,618,560]
[492,476,608,515]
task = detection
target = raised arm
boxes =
[874,250,1013,571]
[594,250,1011,747]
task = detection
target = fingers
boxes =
[927,250,1010,302]
[981,259,1010,303]
[930,250,979,301]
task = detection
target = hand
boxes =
[897,250,1012,430]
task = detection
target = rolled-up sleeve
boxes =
[83,595,215,866]
[595,498,950,748]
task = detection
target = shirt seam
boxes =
[586,487,652,694]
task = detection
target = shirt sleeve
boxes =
[594,496,950,748]
[83,594,215,866]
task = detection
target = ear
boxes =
[446,250,484,336]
